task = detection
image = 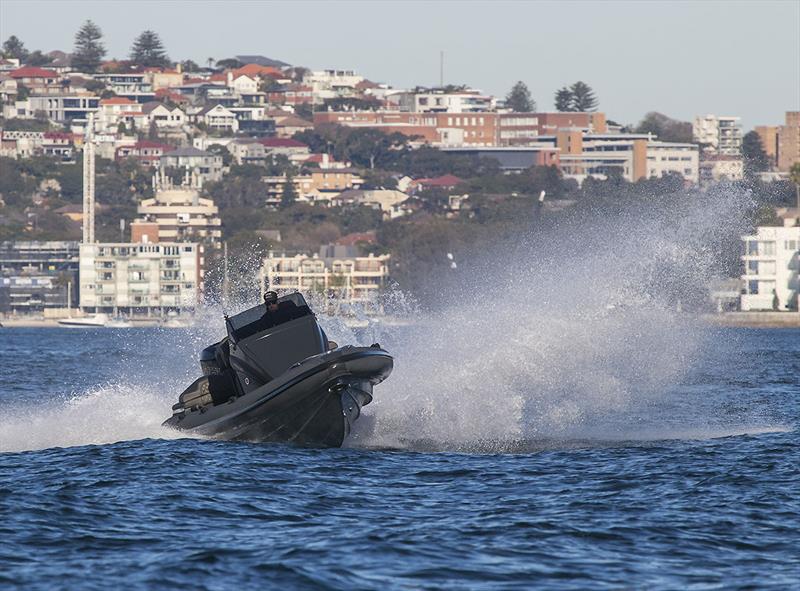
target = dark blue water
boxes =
[1,326,798,590]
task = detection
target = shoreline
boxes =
[2,312,799,329]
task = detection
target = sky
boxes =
[2,0,798,129]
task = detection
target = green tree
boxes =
[635,112,692,143]
[790,163,800,215]
[505,81,535,112]
[281,176,297,208]
[216,58,242,70]
[130,30,170,68]
[72,20,106,73]
[742,131,770,177]
[181,59,200,72]
[24,50,53,66]
[554,86,573,111]
[2,35,28,60]
[569,81,597,111]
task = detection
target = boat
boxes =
[58,313,109,327]
[163,291,393,447]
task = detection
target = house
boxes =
[160,146,224,182]
[141,101,186,129]
[227,72,258,95]
[196,103,239,132]
[259,137,309,162]
[411,174,465,192]
[96,96,144,132]
[27,94,99,123]
[116,140,174,166]
[233,64,284,81]
[333,189,409,219]
[9,67,60,93]
[41,132,75,159]
[267,83,313,106]
[147,68,185,91]
[275,115,313,138]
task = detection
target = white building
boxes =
[196,104,239,133]
[263,248,390,307]
[142,101,186,129]
[693,115,743,155]
[79,242,201,314]
[740,224,800,311]
[646,141,700,183]
[303,69,364,102]
[699,155,745,184]
[28,94,99,123]
[391,89,495,113]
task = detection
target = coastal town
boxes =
[0,23,798,326]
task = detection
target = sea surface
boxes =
[0,325,798,590]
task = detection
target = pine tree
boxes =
[569,81,598,111]
[130,30,170,68]
[554,87,573,111]
[505,81,535,112]
[742,131,770,176]
[72,20,106,73]
[281,176,297,208]
[2,35,28,60]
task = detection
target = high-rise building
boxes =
[777,111,800,172]
[693,115,743,155]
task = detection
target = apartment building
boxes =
[27,94,99,123]
[0,241,79,314]
[740,224,800,311]
[262,247,390,307]
[313,110,606,147]
[693,115,743,155]
[390,89,495,113]
[777,111,799,172]
[131,170,222,248]
[531,133,699,183]
[79,241,201,314]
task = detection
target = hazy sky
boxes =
[2,0,798,129]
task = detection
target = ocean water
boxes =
[0,325,798,590]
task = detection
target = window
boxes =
[748,280,759,294]
[747,240,759,255]
[748,261,758,274]
[761,241,776,256]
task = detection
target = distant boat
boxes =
[106,316,133,328]
[162,317,193,328]
[58,313,109,327]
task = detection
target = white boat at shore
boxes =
[58,313,110,327]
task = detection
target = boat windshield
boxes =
[226,292,312,343]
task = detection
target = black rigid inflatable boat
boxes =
[163,291,393,447]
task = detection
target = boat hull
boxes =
[163,347,392,447]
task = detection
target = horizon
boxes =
[2,0,798,130]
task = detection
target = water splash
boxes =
[2,186,786,454]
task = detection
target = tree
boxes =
[216,58,242,70]
[569,81,597,111]
[505,81,535,112]
[181,59,200,72]
[742,131,770,177]
[25,50,53,66]
[130,30,170,68]
[72,20,106,73]
[2,35,28,60]
[635,112,693,143]
[790,163,800,216]
[281,176,297,208]
[554,86,573,111]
